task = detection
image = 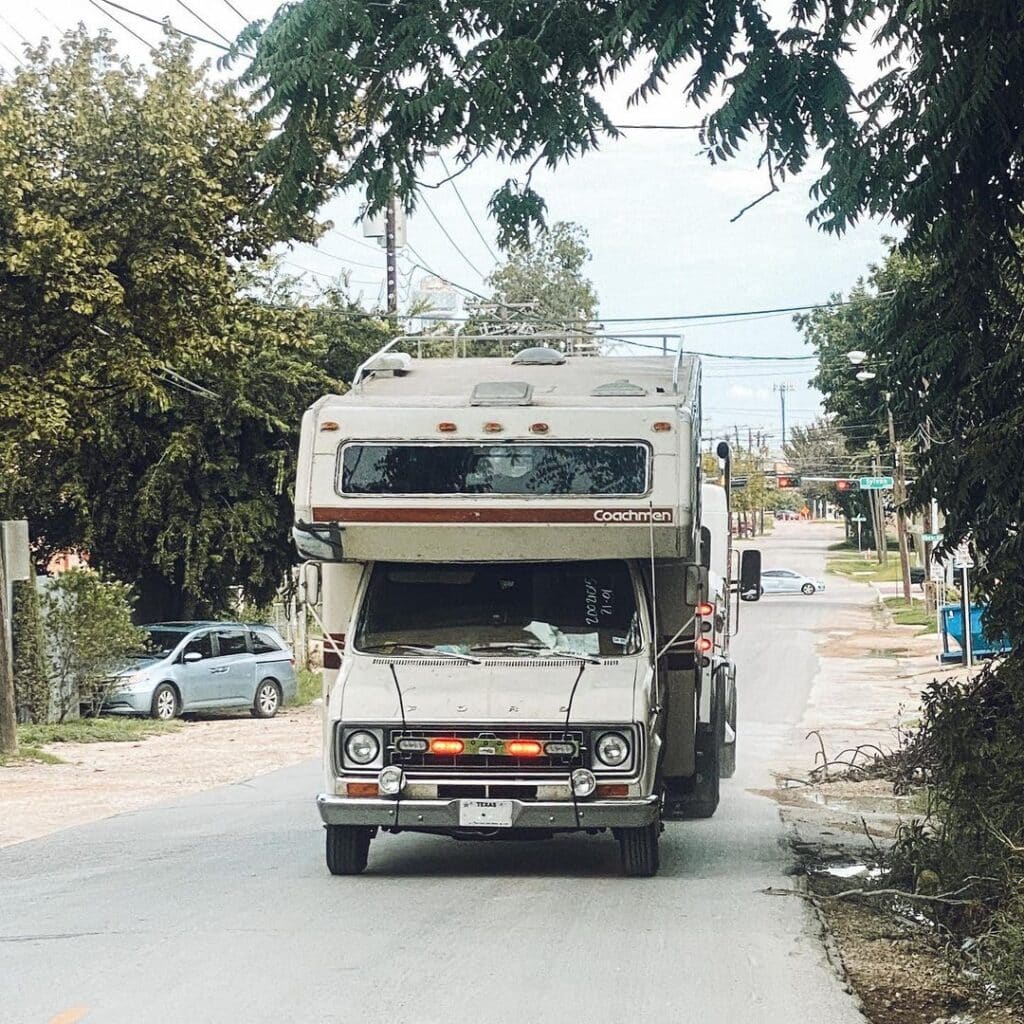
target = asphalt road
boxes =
[1,523,869,1024]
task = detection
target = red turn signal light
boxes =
[429,738,465,755]
[506,740,543,757]
[437,422,457,433]
[696,602,714,617]
[696,637,714,653]
[319,420,340,432]
[652,421,672,432]
[483,422,503,433]
[530,422,549,434]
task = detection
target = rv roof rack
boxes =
[351,332,687,393]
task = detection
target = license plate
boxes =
[458,799,513,828]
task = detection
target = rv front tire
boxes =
[617,820,660,877]
[325,824,373,875]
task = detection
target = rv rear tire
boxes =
[325,825,373,875]
[617,820,660,878]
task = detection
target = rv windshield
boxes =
[355,561,642,657]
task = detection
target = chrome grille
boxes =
[387,726,586,773]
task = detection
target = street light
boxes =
[856,369,877,381]
[846,350,868,365]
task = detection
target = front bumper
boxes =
[102,690,153,714]
[316,793,660,831]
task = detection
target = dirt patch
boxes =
[817,895,1018,1024]
[0,704,320,847]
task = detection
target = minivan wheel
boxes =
[617,820,660,877]
[252,680,282,719]
[801,582,816,595]
[326,825,373,875]
[151,683,179,721]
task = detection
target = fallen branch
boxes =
[762,882,997,907]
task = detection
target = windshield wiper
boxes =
[389,644,481,664]
[469,642,599,665]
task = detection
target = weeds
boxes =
[18,718,181,746]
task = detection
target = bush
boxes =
[11,579,49,723]
[41,570,144,720]
[890,655,1024,1004]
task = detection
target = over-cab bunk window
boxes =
[338,442,651,496]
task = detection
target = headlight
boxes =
[595,731,630,767]
[121,672,150,690]
[344,730,381,766]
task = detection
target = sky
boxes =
[5,1,893,452]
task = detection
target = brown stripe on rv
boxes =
[311,507,674,524]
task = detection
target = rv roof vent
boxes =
[470,381,534,406]
[511,346,566,365]
[591,379,648,397]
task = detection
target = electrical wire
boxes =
[439,153,497,263]
[0,13,28,43]
[88,0,156,49]
[96,0,229,51]
[417,192,486,279]
[219,0,249,23]
[174,0,233,46]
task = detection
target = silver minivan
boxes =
[105,622,298,720]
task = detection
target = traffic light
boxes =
[835,479,855,492]
[777,475,802,489]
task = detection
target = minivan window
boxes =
[250,631,281,655]
[214,630,248,657]
[182,632,213,661]
[356,560,642,657]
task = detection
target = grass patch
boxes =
[884,596,934,628]
[828,555,908,582]
[0,745,65,766]
[18,717,181,746]
[294,667,322,706]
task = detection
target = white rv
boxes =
[294,338,760,877]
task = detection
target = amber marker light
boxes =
[483,422,503,433]
[652,421,672,432]
[346,782,379,797]
[320,421,340,431]
[506,739,543,757]
[696,602,715,617]
[437,422,457,433]
[530,422,549,434]
[429,738,465,755]
[696,637,714,653]
[596,784,630,798]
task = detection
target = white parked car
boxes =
[759,569,825,596]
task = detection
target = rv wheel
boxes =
[617,820,660,878]
[325,825,373,875]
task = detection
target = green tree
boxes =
[0,34,389,619]
[41,570,143,720]
[476,221,597,328]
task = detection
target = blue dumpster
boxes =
[939,603,1012,663]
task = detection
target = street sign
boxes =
[859,476,894,490]
[953,542,974,569]
[922,532,943,543]
[729,476,748,489]
[851,515,867,523]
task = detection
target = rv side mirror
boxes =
[300,561,322,606]
[739,549,762,602]
[684,564,709,607]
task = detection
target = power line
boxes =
[0,14,29,44]
[438,153,497,263]
[613,123,702,130]
[173,0,232,46]
[219,0,249,24]
[417,192,486,279]
[88,0,156,49]
[297,243,385,272]
[96,0,230,51]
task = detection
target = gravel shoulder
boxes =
[0,704,320,847]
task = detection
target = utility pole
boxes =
[885,394,913,602]
[774,383,795,448]
[0,536,17,756]
[385,194,398,316]
[869,448,888,565]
